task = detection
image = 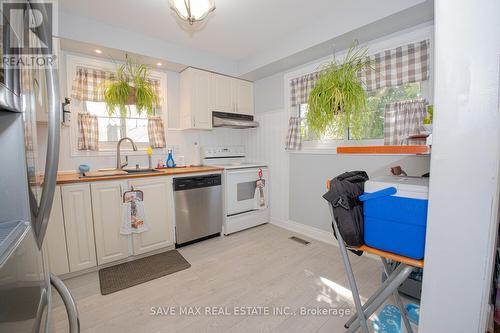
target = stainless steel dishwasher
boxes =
[173,174,223,247]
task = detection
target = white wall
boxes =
[419,0,500,332]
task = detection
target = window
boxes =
[85,101,151,145]
[298,82,423,142]
[67,54,167,154]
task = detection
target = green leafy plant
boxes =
[307,44,372,139]
[104,58,158,117]
[423,105,433,124]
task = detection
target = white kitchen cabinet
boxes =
[61,184,97,272]
[180,67,212,129]
[91,181,130,265]
[211,73,233,113]
[232,79,254,115]
[179,68,255,130]
[127,177,174,255]
[44,186,70,276]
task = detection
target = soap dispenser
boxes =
[166,149,176,168]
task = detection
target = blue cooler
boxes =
[360,176,429,259]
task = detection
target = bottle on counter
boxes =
[166,149,176,168]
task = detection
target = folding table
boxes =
[326,180,424,333]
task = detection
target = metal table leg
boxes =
[345,264,414,333]
[381,258,414,333]
[329,205,370,333]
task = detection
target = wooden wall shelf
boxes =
[336,145,430,155]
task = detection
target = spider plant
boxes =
[104,58,159,117]
[307,43,372,139]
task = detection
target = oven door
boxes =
[226,167,268,215]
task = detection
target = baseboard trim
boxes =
[270,218,337,246]
[270,218,378,261]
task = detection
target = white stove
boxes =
[202,146,269,235]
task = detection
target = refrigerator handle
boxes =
[35,60,61,249]
[50,273,80,333]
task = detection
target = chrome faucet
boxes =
[116,137,138,169]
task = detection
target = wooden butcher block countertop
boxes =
[56,166,224,185]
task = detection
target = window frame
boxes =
[65,54,168,156]
[283,24,434,154]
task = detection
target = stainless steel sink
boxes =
[123,168,161,174]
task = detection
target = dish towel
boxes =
[121,200,148,234]
[254,179,266,210]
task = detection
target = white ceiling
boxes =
[59,0,424,61]
[58,0,431,78]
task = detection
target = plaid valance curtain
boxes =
[359,40,430,92]
[289,40,430,106]
[289,72,321,107]
[71,66,162,107]
[384,99,428,146]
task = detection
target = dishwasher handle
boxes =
[174,174,221,191]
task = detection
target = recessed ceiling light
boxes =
[95,49,102,54]
[156,62,162,67]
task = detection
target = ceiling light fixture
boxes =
[95,49,102,54]
[169,0,215,25]
[156,62,163,67]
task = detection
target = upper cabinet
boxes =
[212,74,233,113]
[179,68,254,130]
[180,68,212,130]
[232,79,254,116]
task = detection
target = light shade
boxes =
[169,0,216,25]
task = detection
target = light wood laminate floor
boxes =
[49,224,391,333]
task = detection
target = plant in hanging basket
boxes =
[104,58,159,118]
[307,43,372,139]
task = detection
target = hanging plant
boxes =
[104,57,159,118]
[307,43,372,139]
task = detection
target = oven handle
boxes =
[226,168,267,176]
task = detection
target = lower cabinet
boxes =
[45,176,175,275]
[61,184,97,272]
[128,177,174,255]
[91,181,129,266]
[44,186,70,275]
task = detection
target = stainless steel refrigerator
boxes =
[0,2,78,332]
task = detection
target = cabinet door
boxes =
[61,184,97,272]
[44,186,70,275]
[192,69,212,129]
[233,80,254,115]
[128,177,174,255]
[212,73,233,113]
[91,181,130,265]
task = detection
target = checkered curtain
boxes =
[77,113,99,151]
[359,40,430,92]
[289,72,321,107]
[71,66,162,106]
[147,116,166,148]
[384,99,428,146]
[285,117,301,150]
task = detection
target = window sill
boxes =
[288,139,384,155]
[288,141,431,156]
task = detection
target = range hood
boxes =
[212,111,259,129]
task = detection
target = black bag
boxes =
[323,171,369,250]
